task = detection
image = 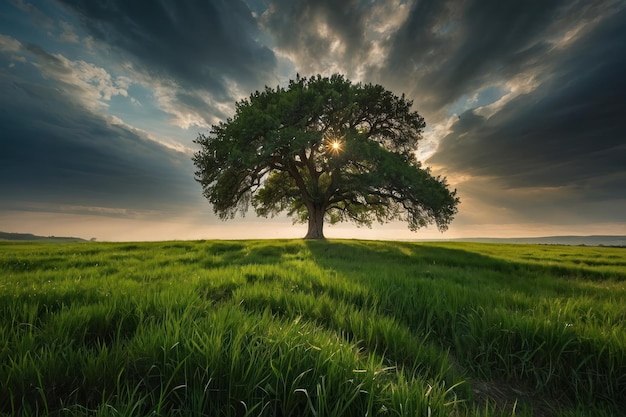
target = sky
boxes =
[1,0,625,241]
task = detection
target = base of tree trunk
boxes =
[304,230,325,239]
[304,207,325,239]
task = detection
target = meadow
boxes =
[0,239,625,416]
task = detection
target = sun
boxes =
[326,139,342,154]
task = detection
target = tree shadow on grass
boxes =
[303,240,626,414]
[305,239,624,287]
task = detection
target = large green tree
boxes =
[193,74,459,239]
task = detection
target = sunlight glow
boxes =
[326,139,342,154]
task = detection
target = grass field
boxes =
[1,239,625,416]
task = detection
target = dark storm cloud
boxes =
[0,68,199,216]
[378,0,619,116]
[416,0,561,109]
[376,0,454,84]
[55,0,276,98]
[261,0,372,75]
[428,6,626,212]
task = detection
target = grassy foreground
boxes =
[1,239,625,416]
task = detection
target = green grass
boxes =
[1,239,625,416]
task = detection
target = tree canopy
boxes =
[193,74,459,239]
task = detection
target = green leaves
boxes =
[193,74,459,237]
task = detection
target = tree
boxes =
[193,74,459,239]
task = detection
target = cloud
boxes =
[427,6,626,222]
[55,0,277,100]
[58,20,80,43]
[140,74,227,129]
[9,0,55,30]
[261,0,370,76]
[373,0,621,121]
[0,64,200,217]
[2,38,130,110]
[0,33,22,53]
[261,0,411,80]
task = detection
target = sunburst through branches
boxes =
[325,139,342,154]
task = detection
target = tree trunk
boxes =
[304,205,325,239]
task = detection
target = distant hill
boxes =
[2,231,624,246]
[449,235,626,247]
[0,231,86,242]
